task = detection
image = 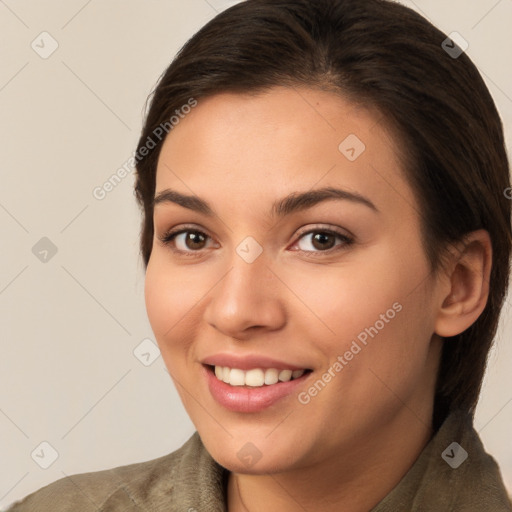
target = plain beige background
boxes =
[1,0,511,508]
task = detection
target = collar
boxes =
[168,410,511,511]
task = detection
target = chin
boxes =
[199,429,307,474]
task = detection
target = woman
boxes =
[9,0,512,510]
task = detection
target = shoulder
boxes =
[7,432,226,512]
[414,410,512,511]
[374,409,512,511]
[449,412,512,511]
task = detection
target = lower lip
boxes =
[203,365,311,413]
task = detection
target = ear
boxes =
[434,229,492,338]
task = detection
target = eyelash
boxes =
[158,224,354,259]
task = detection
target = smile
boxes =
[203,364,313,413]
[213,366,307,387]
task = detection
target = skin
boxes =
[144,86,492,512]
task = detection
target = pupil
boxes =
[188,232,205,249]
[313,233,334,250]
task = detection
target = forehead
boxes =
[155,86,415,216]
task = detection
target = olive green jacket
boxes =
[7,410,512,511]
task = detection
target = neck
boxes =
[227,408,434,512]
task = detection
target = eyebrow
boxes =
[153,186,379,217]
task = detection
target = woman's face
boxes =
[145,86,445,474]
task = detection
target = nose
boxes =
[203,250,287,340]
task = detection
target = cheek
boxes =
[322,254,436,407]
[292,253,412,342]
[144,255,202,356]
[144,258,173,339]
[312,241,434,370]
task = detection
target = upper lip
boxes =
[201,353,311,371]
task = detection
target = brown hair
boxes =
[134,0,511,416]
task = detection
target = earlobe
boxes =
[434,230,492,338]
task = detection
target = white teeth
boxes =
[245,369,265,387]
[264,368,279,385]
[278,369,292,382]
[213,366,307,387]
[229,368,246,386]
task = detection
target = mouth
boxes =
[202,364,313,413]
[208,364,312,387]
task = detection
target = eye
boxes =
[291,228,354,255]
[158,225,354,257]
[158,227,217,256]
